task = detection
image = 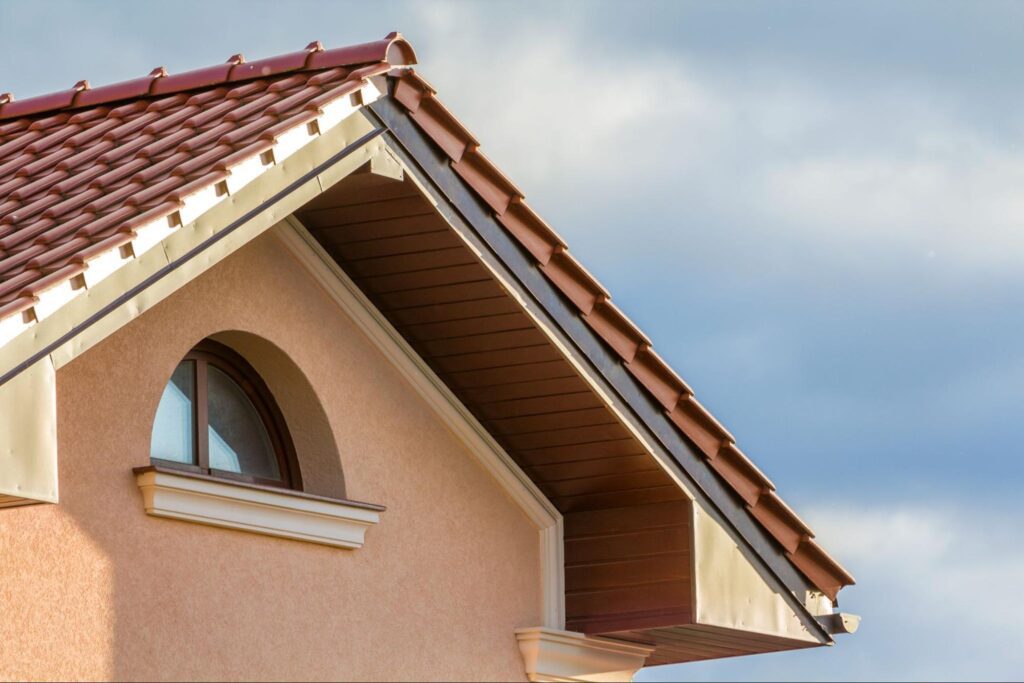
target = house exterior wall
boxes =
[0,230,541,681]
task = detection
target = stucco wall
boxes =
[0,230,541,681]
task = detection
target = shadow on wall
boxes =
[211,330,347,499]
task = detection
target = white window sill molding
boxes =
[515,627,654,682]
[134,466,383,548]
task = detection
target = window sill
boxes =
[133,466,384,549]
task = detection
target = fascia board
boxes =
[693,503,821,643]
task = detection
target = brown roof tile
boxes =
[0,32,413,312]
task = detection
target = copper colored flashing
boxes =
[387,69,854,601]
[667,396,732,458]
[451,149,522,214]
[585,303,651,364]
[788,540,856,602]
[540,252,609,315]
[408,100,477,162]
[748,493,813,554]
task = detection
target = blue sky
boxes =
[3,1,1022,679]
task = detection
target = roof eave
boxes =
[364,96,835,645]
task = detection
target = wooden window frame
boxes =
[152,339,302,490]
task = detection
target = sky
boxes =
[2,1,1023,680]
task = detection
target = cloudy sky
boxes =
[3,1,1022,679]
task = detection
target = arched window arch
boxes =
[150,339,301,489]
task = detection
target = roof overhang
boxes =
[317,100,839,651]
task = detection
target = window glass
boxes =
[207,365,280,480]
[150,361,195,464]
[149,342,297,488]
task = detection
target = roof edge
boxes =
[0,32,416,122]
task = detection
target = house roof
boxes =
[0,34,853,602]
[0,34,414,321]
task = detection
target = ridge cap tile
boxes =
[0,32,413,122]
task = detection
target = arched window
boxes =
[150,340,301,489]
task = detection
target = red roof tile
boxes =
[0,33,853,601]
[0,33,413,314]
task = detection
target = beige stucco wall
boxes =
[0,231,541,681]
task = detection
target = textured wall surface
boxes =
[0,231,540,681]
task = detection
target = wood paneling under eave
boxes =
[564,500,693,634]
[296,171,692,636]
[609,625,817,667]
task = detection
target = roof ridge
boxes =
[0,32,416,122]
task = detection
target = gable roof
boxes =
[0,34,853,606]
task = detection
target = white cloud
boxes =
[759,146,1024,274]
[408,3,725,190]
[797,501,1024,679]
[640,500,1024,681]
[407,5,1024,282]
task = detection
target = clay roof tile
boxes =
[151,64,233,96]
[0,87,78,119]
[53,138,112,171]
[74,74,157,108]
[228,49,311,82]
